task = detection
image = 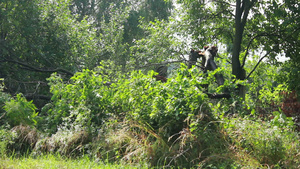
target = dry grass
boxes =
[33,129,90,157]
[11,125,39,148]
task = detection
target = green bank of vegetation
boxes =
[0,0,300,168]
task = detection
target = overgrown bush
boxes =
[39,64,239,168]
[43,62,122,133]
[223,114,300,168]
[44,64,211,136]
[3,94,38,127]
[113,66,210,136]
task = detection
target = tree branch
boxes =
[241,32,284,69]
[24,94,52,101]
[0,112,6,120]
[212,0,236,7]
[207,93,231,99]
[246,50,271,79]
[241,33,267,68]
[137,59,186,69]
[1,59,74,76]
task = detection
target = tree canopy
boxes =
[0,0,174,106]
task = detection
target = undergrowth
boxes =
[1,64,300,168]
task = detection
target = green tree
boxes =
[69,0,174,70]
[178,0,300,97]
[129,19,183,71]
[69,0,97,21]
[0,0,174,107]
[0,0,98,107]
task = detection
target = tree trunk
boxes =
[232,0,251,99]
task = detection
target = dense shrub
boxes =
[3,94,38,127]
[113,66,210,136]
[44,64,211,136]
[36,64,234,168]
[42,61,123,133]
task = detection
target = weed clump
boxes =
[33,127,91,157]
[6,125,39,156]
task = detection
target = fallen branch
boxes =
[1,59,74,76]
[207,93,231,99]
[24,94,52,101]
[137,59,186,69]
[0,112,6,120]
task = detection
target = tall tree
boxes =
[69,0,174,70]
[178,0,300,97]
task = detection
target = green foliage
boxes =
[113,65,209,135]
[0,0,299,167]
[44,63,209,135]
[0,0,176,106]
[97,6,130,68]
[0,0,101,109]
[178,0,300,60]
[44,61,122,132]
[0,129,16,157]
[223,116,300,167]
[0,82,11,126]
[276,61,300,96]
[178,0,300,97]
[2,61,300,167]
[270,111,294,129]
[42,64,236,167]
[130,19,183,70]
[1,154,148,169]
[4,94,38,127]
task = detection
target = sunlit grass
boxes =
[0,154,148,169]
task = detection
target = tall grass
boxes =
[2,113,300,168]
[221,115,300,168]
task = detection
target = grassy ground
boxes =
[0,155,148,169]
